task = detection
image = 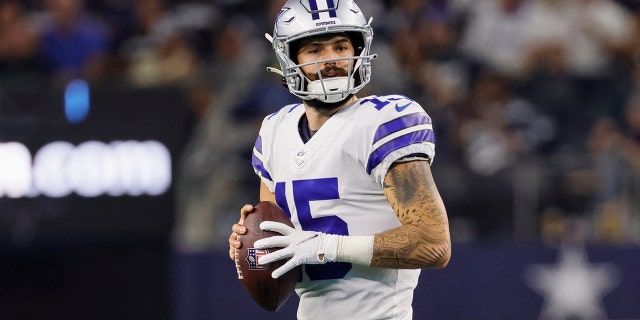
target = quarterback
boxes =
[229,0,451,319]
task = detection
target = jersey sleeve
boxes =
[251,134,274,192]
[250,103,303,192]
[364,95,436,187]
[251,113,278,192]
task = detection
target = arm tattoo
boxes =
[371,161,450,269]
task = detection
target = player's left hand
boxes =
[255,221,339,279]
[228,204,253,260]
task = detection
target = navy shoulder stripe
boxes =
[254,135,262,154]
[251,135,272,181]
[373,112,432,144]
[366,129,435,174]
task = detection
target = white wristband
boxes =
[336,235,374,266]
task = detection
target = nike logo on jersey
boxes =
[395,101,412,112]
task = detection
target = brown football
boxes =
[234,201,301,311]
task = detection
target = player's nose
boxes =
[321,49,340,64]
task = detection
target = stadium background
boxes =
[1,0,639,319]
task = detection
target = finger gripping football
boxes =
[234,201,301,311]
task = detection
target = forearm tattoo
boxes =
[371,161,450,269]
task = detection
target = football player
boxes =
[229,0,451,318]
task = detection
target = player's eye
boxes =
[307,47,320,54]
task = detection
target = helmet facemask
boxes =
[292,41,365,103]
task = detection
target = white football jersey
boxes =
[251,94,436,320]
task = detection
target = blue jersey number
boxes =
[361,95,412,111]
[275,178,351,280]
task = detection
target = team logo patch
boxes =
[307,0,337,20]
[295,151,306,167]
[246,248,270,270]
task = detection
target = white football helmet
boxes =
[266,0,375,103]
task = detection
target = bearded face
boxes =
[296,34,355,82]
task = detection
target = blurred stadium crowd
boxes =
[2,0,640,248]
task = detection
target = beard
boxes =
[305,94,354,111]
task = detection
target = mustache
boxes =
[320,65,349,78]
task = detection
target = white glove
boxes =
[254,221,339,279]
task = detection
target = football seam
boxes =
[234,249,244,279]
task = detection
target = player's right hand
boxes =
[228,204,253,260]
[255,221,339,279]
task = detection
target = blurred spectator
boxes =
[458,0,534,78]
[624,4,640,65]
[387,0,454,80]
[548,73,640,245]
[379,0,431,40]
[448,70,555,237]
[519,0,633,147]
[414,2,468,155]
[586,72,640,244]
[0,0,41,75]
[37,0,109,84]
[581,0,633,87]
[584,116,639,244]
[119,0,218,87]
[626,80,640,145]
[459,70,555,176]
[86,0,137,77]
